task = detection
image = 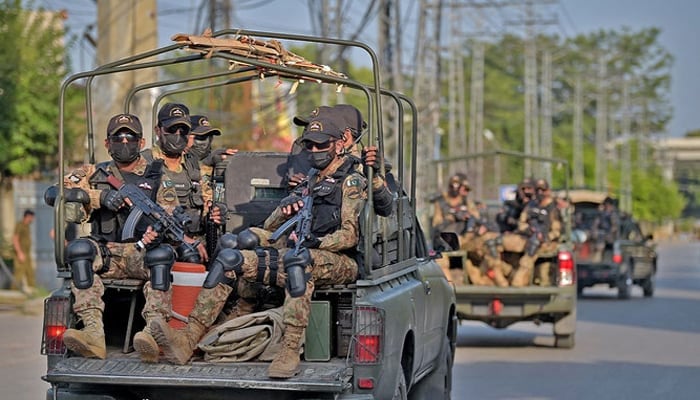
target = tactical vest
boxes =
[310,158,357,237]
[89,160,163,243]
[527,201,557,237]
[143,149,205,235]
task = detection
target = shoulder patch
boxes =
[162,180,174,188]
[346,177,361,187]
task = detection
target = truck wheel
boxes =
[617,265,632,299]
[392,369,408,400]
[642,276,655,297]
[555,334,575,349]
[408,339,453,400]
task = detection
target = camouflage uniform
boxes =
[63,158,179,321]
[188,156,365,329]
[510,195,562,287]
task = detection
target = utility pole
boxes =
[523,2,537,177]
[595,54,608,191]
[620,78,632,212]
[572,75,584,188]
[414,0,443,219]
[378,0,402,161]
[93,0,157,162]
[541,49,553,183]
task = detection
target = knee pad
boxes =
[65,239,97,290]
[211,233,238,260]
[144,245,175,291]
[203,248,244,289]
[282,248,312,298]
[237,228,260,250]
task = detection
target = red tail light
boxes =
[42,296,71,356]
[558,251,575,286]
[612,254,623,264]
[354,306,384,364]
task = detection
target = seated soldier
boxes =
[151,116,367,380]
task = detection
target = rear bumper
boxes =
[576,263,621,288]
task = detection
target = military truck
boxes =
[41,30,456,399]
[433,150,577,348]
[569,190,657,299]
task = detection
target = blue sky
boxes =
[60,0,698,137]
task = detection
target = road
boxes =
[1,242,698,399]
[453,241,700,400]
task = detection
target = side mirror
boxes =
[645,234,654,241]
[439,232,460,252]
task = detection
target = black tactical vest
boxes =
[527,201,557,236]
[89,160,163,243]
[310,158,357,237]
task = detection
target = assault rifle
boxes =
[268,168,319,250]
[94,168,199,257]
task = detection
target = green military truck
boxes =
[41,30,456,399]
[434,151,577,348]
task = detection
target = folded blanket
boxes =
[198,306,285,362]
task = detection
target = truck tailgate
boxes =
[44,357,352,393]
[454,285,575,321]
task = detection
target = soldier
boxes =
[430,173,477,249]
[151,116,366,379]
[510,179,562,287]
[591,196,620,262]
[59,113,192,362]
[142,103,219,263]
[187,114,237,183]
[289,104,393,217]
[11,209,36,293]
[496,178,535,233]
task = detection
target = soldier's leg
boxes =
[63,238,107,359]
[511,253,537,287]
[483,255,509,287]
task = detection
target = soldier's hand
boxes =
[99,189,125,212]
[362,145,379,172]
[208,202,227,225]
[280,194,304,216]
[287,173,306,188]
[303,233,322,249]
[184,234,208,263]
[141,226,159,246]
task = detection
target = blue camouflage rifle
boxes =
[93,168,200,260]
[268,168,319,297]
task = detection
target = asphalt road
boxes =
[1,241,698,399]
[453,241,700,400]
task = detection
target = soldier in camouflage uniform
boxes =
[510,179,562,287]
[141,103,215,263]
[151,116,366,379]
[430,173,475,250]
[60,114,190,363]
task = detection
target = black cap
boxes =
[106,113,143,137]
[190,115,221,136]
[299,117,343,143]
[294,104,367,139]
[157,103,191,130]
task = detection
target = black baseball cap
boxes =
[157,103,191,130]
[190,115,221,136]
[294,104,367,139]
[299,117,344,144]
[106,113,143,137]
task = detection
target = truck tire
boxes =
[642,276,655,297]
[617,263,632,299]
[409,338,453,400]
[392,369,408,400]
[555,334,575,349]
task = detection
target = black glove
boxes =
[99,189,124,212]
[361,146,380,173]
[302,233,322,249]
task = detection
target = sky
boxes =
[55,0,700,137]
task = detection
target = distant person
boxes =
[12,209,36,293]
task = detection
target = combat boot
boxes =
[268,325,305,378]
[63,308,106,359]
[151,318,206,365]
[133,316,165,363]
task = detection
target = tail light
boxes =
[557,251,575,286]
[41,296,71,356]
[353,306,384,364]
[612,253,623,264]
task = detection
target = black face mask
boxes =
[109,142,140,163]
[160,132,188,157]
[189,137,212,161]
[308,148,336,170]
